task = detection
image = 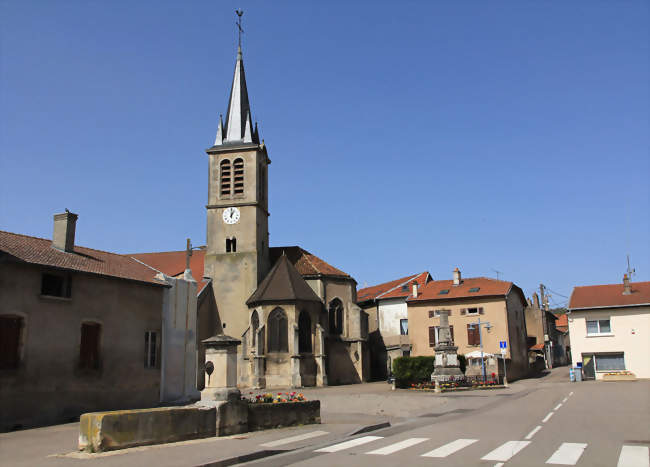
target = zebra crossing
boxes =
[268,431,649,466]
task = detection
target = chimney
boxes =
[453,267,461,286]
[623,274,631,295]
[412,281,418,297]
[52,211,78,252]
[533,292,540,309]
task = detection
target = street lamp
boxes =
[469,317,491,382]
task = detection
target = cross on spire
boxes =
[236,9,244,49]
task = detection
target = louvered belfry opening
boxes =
[220,159,232,197]
[233,158,244,196]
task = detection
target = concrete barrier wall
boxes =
[79,406,216,452]
[247,400,320,431]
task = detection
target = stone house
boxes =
[0,212,199,431]
[357,272,432,380]
[524,293,568,368]
[567,276,649,380]
[407,268,530,380]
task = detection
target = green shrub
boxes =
[458,354,467,373]
[392,356,436,388]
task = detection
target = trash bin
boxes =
[569,367,576,382]
[574,367,582,382]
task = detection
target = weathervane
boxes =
[235,9,244,49]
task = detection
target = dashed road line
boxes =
[554,403,563,411]
[421,438,478,458]
[314,436,383,453]
[260,430,329,448]
[366,437,428,455]
[542,412,554,423]
[617,445,650,467]
[481,441,531,462]
[546,442,587,465]
[525,425,542,440]
[562,397,568,403]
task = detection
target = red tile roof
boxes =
[130,249,210,293]
[408,277,515,302]
[554,313,568,330]
[357,272,429,302]
[131,245,350,296]
[529,343,545,351]
[376,272,432,300]
[0,230,166,287]
[568,281,650,310]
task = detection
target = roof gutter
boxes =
[568,303,650,311]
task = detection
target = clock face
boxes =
[222,207,240,224]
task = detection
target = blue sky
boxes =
[1,1,648,305]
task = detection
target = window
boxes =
[430,325,455,345]
[79,322,101,370]
[144,331,157,368]
[467,323,480,345]
[429,309,451,318]
[41,273,71,298]
[468,287,480,293]
[251,310,259,347]
[267,308,288,352]
[328,299,343,335]
[298,311,312,353]
[233,158,244,195]
[0,316,22,369]
[438,289,449,295]
[595,353,625,371]
[462,307,484,316]
[400,319,408,335]
[586,319,611,335]
[220,159,232,197]
[226,237,237,253]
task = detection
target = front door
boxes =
[582,354,595,379]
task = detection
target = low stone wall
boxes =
[79,406,216,452]
[247,400,320,431]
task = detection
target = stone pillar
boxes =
[291,324,302,388]
[252,326,266,389]
[200,335,241,403]
[315,324,328,386]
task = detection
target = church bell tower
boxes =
[204,35,270,340]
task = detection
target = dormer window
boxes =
[438,289,449,295]
[469,287,480,293]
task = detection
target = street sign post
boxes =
[499,341,508,387]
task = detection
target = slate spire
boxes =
[215,45,259,146]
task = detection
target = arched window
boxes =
[233,158,244,196]
[220,159,231,197]
[226,237,237,253]
[328,299,343,335]
[298,311,312,353]
[250,310,259,347]
[267,307,288,352]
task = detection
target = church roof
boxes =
[212,46,259,147]
[130,245,351,297]
[246,253,322,306]
[0,230,167,287]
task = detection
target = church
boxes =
[133,42,369,389]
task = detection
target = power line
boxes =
[546,287,569,299]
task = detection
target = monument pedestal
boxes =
[430,310,464,384]
[199,335,242,403]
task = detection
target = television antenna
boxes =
[491,268,503,281]
[627,255,636,278]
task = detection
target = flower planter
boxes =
[247,400,320,431]
[602,373,637,382]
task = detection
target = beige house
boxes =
[407,269,530,380]
[567,276,649,380]
[0,213,199,431]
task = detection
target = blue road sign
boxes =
[499,341,507,349]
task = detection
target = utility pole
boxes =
[539,283,552,369]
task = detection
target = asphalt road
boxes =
[246,372,649,467]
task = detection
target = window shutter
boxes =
[479,307,485,315]
[450,325,454,343]
[467,324,479,345]
[428,326,436,347]
[447,310,452,316]
[460,309,466,315]
[428,310,434,318]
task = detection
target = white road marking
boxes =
[542,412,554,423]
[562,397,568,403]
[260,430,329,447]
[525,426,542,440]
[314,436,383,453]
[366,437,428,455]
[569,391,574,396]
[481,441,531,462]
[494,464,504,467]
[617,445,650,467]
[421,438,478,457]
[546,442,587,465]
[554,403,563,411]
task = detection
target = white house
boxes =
[567,275,650,380]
